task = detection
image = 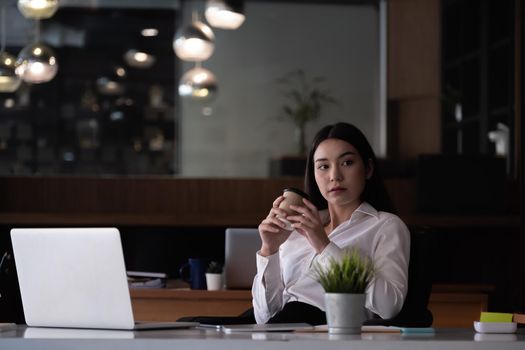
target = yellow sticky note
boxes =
[480,312,513,323]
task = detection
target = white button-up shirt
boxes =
[252,202,410,324]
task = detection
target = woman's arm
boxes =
[365,216,410,319]
[252,197,293,323]
[308,215,410,319]
[252,251,286,323]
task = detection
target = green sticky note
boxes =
[479,312,513,323]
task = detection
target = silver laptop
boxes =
[10,227,197,330]
[224,228,261,289]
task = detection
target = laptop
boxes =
[224,228,261,289]
[10,227,197,330]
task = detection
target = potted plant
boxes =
[205,261,223,291]
[313,248,375,334]
[277,69,338,155]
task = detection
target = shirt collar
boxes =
[354,201,379,219]
[319,201,379,226]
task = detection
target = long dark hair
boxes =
[304,122,395,213]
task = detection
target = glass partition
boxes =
[0,0,384,177]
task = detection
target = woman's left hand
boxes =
[287,199,330,254]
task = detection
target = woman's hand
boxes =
[287,198,330,254]
[258,196,293,256]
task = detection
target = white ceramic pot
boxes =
[205,273,222,290]
[324,293,366,334]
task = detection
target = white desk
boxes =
[0,326,524,350]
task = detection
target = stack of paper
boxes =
[127,271,167,289]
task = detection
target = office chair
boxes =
[364,227,434,327]
[0,250,25,324]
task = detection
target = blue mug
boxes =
[179,258,207,290]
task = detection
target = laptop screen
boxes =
[11,227,135,329]
[224,228,261,290]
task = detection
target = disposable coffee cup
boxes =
[278,187,310,230]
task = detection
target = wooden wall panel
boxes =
[0,176,304,226]
[1,176,517,228]
[387,0,442,158]
[396,98,441,158]
[388,0,440,98]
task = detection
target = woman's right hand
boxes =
[258,196,293,257]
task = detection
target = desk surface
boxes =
[0,326,524,350]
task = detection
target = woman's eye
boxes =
[343,160,353,166]
[317,164,328,170]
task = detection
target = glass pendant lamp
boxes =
[178,63,217,100]
[15,21,58,84]
[173,12,215,62]
[205,0,245,30]
[96,65,126,95]
[17,0,59,19]
[0,52,21,92]
[123,49,156,69]
[0,0,21,92]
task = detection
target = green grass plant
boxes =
[313,248,375,293]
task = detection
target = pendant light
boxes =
[123,49,156,69]
[15,20,58,84]
[205,0,245,30]
[0,0,22,92]
[17,0,59,20]
[96,65,126,95]
[178,63,217,101]
[174,12,215,62]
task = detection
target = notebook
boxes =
[224,228,261,289]
[221,323,313,333]
[10,227,197,331]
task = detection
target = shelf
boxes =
[401,214,520,229]
[0,211,519,230]
[0,212,262,227]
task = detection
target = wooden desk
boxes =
[130,286,488,328]
[3,325,525,350]
[428,293,487,328]
[131,289,252,322]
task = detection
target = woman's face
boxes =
[313,138,372,208]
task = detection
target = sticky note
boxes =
[479,312,513,323]
[400,327,435,334]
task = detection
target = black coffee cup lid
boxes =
[283,187,310,200]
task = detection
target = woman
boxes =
[252,122,410,325]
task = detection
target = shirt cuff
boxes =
[256,250,281,280]
[313,241,344,267]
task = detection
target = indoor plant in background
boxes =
[205,261,223,291]
[313,248,376,334]
[277,69,338,156]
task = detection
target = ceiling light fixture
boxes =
[174,12,215,62]
[141,28,158,37]
[96,66,126,95]
[0,0,22,92]
[205,0,245,30]
[123,49,156,69]
[17,0,59,19]
[178,63,217,101]
[15,20,58,84]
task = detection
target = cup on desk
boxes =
[179,258,207,290]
